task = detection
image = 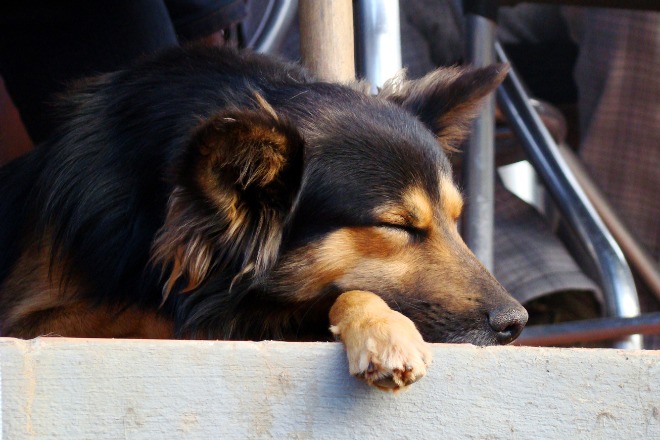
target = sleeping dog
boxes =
[0,46,527,390]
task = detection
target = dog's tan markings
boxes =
[196,157,242,213]
[1,239,174,339]
[154,103,300,299]
[329,290,432,392]
[1,237,78,335]
[153,106,303,296]
[153,187,218,300]
[277,230,360,301]
[432,66,506,148]
[9,302,174,339]
[402,187,434,229]
[233,125,289,189]
[253,91,279,121]
[373,186,434,231]
[345,228,405,258]
[277,195,485,319]
[275,227,416,302]
[192,106,293,193]
[440,178,464,222]
[379,65,508,151]
[375,209,410,227]
[164,246,209,296]
[277,251,349,302]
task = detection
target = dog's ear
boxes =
[379,64,508,151]
[152,97,304,299]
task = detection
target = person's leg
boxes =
[564,8,659,261]
[0,0,178,144]
[565,8,660,348]
[164,0,247,44]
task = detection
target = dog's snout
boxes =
[488,305,528,345]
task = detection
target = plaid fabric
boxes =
[491,180,601,306]
[564,8,659,262]
[564,7,660,347]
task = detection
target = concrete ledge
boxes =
[1,338,658,439]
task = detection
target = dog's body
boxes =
[0,46,526,389]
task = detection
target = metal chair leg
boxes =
[496,42,642,349]
[463,4,497,270]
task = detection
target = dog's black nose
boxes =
[488,305,528,344]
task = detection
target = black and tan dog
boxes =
[0,46,527,390]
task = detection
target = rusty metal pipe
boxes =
[515,313,660,346]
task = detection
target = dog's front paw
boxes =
[329,290,432,392]
[342,314,431,391]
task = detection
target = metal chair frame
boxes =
[250,0,660,348]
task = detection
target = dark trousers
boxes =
[0,0,246,143]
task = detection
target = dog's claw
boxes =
[373,375,398,389]
[368,365,425,391]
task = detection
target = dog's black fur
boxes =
[0,46,525,342]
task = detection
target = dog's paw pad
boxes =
[355,346,429,391]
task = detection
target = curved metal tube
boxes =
[355,0,402,93]
[516,313,660,346]
[249,0,299,54]
[560,146,660,301]
[495,42,641,349]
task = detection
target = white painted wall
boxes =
[1,338,658,439]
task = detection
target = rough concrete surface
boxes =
[1,338,658,439]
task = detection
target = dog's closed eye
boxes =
[376,222,426,240]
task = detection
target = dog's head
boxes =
[154,64,527,344]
